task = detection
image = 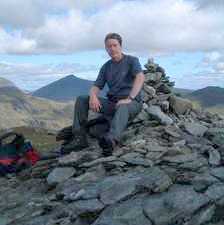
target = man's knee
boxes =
[115,104,129,114]
[76,95,89,104]
[75,95,90,111]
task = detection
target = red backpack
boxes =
[0,132,40,175]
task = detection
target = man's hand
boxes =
[89,94,102,112]
[116,98,132,106]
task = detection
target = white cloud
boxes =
[175,72,224,90]
[201,51,224,73]
[0,0,223,54]
[0,27,36,54]
[0,0,46,28]
[0,61,98,91]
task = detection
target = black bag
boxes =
[0,132,40,176]
[86,116,110,138]
[56,116,110,141]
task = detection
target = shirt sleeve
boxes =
[130,57,143,77]
[94,64,106,90]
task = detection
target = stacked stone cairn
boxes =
[1,59,224,225]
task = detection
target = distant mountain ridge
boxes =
[0,77,16,88]
[187,86,224,107]
[0,78,73,131]
[33,75,94,101]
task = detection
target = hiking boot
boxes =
[61,130,88,154]
[98,135,116,157]
[56,126,73,142]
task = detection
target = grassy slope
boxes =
[0,92,74,131]
[0,126,59,153]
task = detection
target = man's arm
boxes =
[90,85,100,97]
[89,85,102,112]
[117,72,145,105]
[129,72,145,99]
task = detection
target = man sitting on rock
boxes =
[67,32,145,156]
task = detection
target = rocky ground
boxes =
[1,59,224,225]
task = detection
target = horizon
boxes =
[0,0,223,91]
[2,74,223,93]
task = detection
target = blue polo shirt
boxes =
[94,54,143,102]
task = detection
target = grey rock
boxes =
[98,167,172,205]
[173,140,186,147]
[178,156,208,171]
[144,62,157,72]
[145,72,162,83]
[208,148,221,166]
[184,204,215,225]
[145,141,168,153]
[68,199,104,216]
[137,167,172,193]
[143,84,156,97]
[213,120,224,128]
[146,151,166,161]
[93,195,152,225]
[205,183,224,201]
[47,167,76,186]
[156,83,172,94]
[164,125,182,138]
[169,95,193,115]
[192,171,219,192]
[74,169,105,183]
[119,152,142,160]
[120,152,153,166]
[58,151,98,166]
[146,105,173,125]
[99,175,139,205]
[162,152,199,164]
[156,94,171,102]
[130,139,146,149]
[63,183,100,202]
[210,167,224,181]
[133,110,149,122]
[121,156,153,167]
[160,100,169,112]
[205,128,224,146]
[80,156,117,168]
[143,185,210,225]
[183,122,208,137]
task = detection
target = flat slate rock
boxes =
[143,184,210,225]
[183,122,208,137]
[47,167,76,186]
[93,195,152,225]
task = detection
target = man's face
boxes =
[105,38,122,59]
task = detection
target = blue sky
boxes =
[0,0,223,91]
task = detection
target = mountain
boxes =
[187,86,224,107]
[0,77,16,88]
[173,87,194,97]
[0,78,73,131]
[32,75,94,101]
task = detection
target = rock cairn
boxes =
[1,59,224,225]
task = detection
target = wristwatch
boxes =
[128,95,135,101]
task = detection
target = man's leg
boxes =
[62,95,90,153]
[73,95,114,132]
[72,95,90,133]
[64,95,113,153]
[109,100,142,142]
[99,100,142,156]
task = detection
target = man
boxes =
[67,33,145,156]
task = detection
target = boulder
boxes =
[169,95,193,115]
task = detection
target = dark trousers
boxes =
[72,95,142,141]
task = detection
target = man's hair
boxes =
[104,33,122,46]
